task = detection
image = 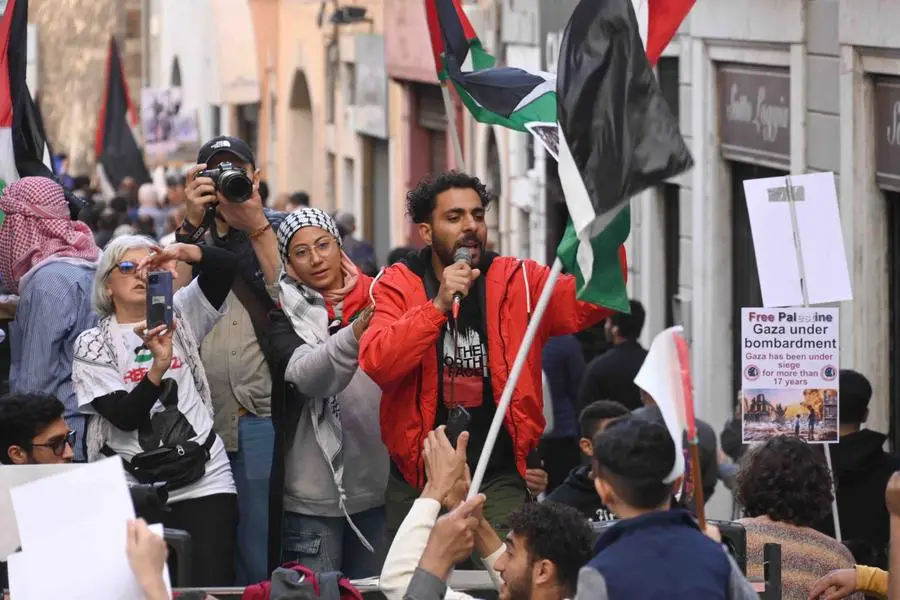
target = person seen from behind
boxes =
[736,435,862,600]
[334,211,378,277]
[575,417,756,600]
[577,300,647,411]
[546,400,629,522]
[539,334,587,493]
[0,177,100,461]
[812,369,900,569]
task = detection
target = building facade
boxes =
[146,0,260,164]
[626,0,900,452]
[28,0,143,175]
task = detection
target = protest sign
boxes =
[741,307,839,443]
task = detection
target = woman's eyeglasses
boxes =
[31,430,76,457]
[292,239,336,263]
[108,260,138,276]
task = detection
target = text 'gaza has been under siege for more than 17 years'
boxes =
[740,307,840,444]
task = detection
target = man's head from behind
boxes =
[604,299,646,344]
[591,417,675,518]
[407,171,493,269]
[0,393,74,464]
[494,502,593,600]
[578,400,630,458]
[840,369,872,430]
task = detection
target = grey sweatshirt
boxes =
[283,325,389,517]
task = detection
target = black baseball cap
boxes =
[197,135,256,167]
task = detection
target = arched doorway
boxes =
[484,129,502,251]
[287,69,314,197]
[170,57,182,87]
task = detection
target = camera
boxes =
[198,161,253,203]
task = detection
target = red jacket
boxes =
[359,249,625,488]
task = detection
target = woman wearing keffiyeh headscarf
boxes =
[264,207,389,578]
[0,177,100,461]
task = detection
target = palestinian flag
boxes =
[95,36,150,190]
[0,0,54,192]
[555,0,694,311]
[424,0,556,132]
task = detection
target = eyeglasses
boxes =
[107,260,138,277]
[31,430,76,457]
[292,238,336,263]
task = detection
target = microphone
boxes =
[451,247,473,320]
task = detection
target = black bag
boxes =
[102,431,216,491]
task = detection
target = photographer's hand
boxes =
[217,172,281,287]
[184,163,218,228]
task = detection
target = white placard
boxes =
[740,307,839,443]
[742,172,853,307]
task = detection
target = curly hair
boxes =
[735,435,834,527]
[592,416,676,509]
[507,502,593,597]
[406,171,494,224]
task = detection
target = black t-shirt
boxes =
[434,277,515,475]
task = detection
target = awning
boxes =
[208,0,260,105]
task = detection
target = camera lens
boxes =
[219,171,253,203]
[149,274,158,283]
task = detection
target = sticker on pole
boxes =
[740,307,839,443]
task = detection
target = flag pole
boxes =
[440,83,466,170]
[780,174,842,542]
[468,257,563,498]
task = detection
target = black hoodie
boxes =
[546,464,616,522]
[815,429,900,568]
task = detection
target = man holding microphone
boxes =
[359,171,625,538]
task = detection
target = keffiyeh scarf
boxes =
[0,177,99,293]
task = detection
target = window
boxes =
[343,63,356,107]
[237,103,261,157]
[326,44,338,124]
[170,57,182,87]
[126,7,142,40]
[326,152,337,208]
[343,157,355,212]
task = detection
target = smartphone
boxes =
[526,447,544,470]
[146,271,174,329]
[445,406,471,448]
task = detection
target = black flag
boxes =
[556,0,693,227]
[95,37,150,189]
[0,0,54,185]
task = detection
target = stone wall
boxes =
[30,0,144,176]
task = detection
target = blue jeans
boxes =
[228,414,275,586]
[281,505,386,579]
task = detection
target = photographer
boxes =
[175,136,284,585]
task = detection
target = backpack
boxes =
[242,562,364,600]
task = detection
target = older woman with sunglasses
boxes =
[71,234,238,587]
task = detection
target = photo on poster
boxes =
[525,122,559,161]
[741,388,838,442]
[740,307,840,443]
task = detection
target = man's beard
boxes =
[505,575,534,600]
[434,234,484,267]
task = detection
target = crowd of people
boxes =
[1,134,900,600]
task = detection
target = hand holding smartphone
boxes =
[146,271,174,330]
